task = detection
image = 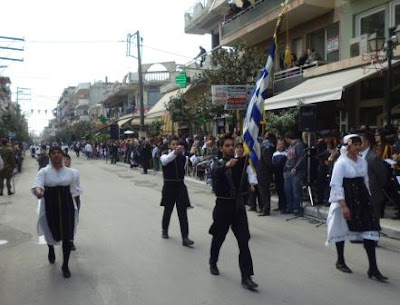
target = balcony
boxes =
[75,99,89,109]
[185,0,229,35]
[221,0,335,47]
[273,61,326,95]
[79,115,90,122]
[75,83,90,98]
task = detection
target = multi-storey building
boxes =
[184,0,400,131]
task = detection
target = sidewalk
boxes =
[113,161,400,240]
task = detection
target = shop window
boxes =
[359,106,383,127]
[360,78,384,100]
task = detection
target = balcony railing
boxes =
[273,61,327,94]
[221,0,282,40]
[185,0,212,25]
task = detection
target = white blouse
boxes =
[329,156,370,203]
[32,165,79,197]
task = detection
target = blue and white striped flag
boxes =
[243,42,275,170]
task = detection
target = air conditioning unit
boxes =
[350,34,370,57]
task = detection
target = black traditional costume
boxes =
[160,150,193,245]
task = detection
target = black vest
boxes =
[213,157,249,198]
[162,153,186,181]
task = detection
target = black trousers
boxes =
[258,178,272,213]
[248,185,263,211]
[209,200,253,277]
[274,171,286,210]
[162,200,189,238]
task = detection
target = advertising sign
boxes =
[211,85,252,110]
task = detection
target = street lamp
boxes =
[383,31,400,127]
[368,32,385,52]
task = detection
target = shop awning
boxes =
[146,85,191,119]
[117,115,134,127]
[265,61,395,110]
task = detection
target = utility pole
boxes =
[16,87,31,106]
[126,31,145,131]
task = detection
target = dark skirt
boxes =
[44,186,75,242]
[343,177,381,232]
[160,181,191,207]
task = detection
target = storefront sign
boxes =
[211,85,252,110]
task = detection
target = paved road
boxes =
[0,156,399,305]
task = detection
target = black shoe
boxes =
[241,277,258,290]
[48,250,55,264]
[182,238,194,247]
[368,269,388,282]
[70,243,76,251]
[0,192,3,196]
[162,230,169,239]
[293,210,301,216]
[62,265,71,278]
[248,207,256,212]
[7,190,14,196]
[258,211,270,216]
[210,263,219,275]
[336,262,352,273]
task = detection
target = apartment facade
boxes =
[185,0,400,131]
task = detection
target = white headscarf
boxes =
[339,134,360,157]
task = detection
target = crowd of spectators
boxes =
[32,123,399,221]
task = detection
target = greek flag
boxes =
[243,42,275,170]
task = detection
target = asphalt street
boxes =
[0,156,399,305]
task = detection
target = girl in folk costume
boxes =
[32,146,79,278]
[326,134,388,281]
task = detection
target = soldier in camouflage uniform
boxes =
[0,138,16,195]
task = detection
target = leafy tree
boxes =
[265,106,299,137]
[148,120,164,137]
[165,93,195,134]
[0,105,30,142]
[200,42,268,86]
[44,121,95,143]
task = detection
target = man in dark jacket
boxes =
[138,138,152,174]
[360,132,388,221]
[283,131,306,215]
[37,145,49,170]
[0,138,16,195]
[257,132,276,216]
[209,134,258,290]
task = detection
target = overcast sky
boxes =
[0,0,211,135]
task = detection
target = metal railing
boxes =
[185,0,213,25]
[273,61,327,94]
[221,0,282,39]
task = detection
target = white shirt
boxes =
[70,167,83,196]
[84,143,93,153]
[160,150,179,166]
[360,147,370,159]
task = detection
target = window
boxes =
[307,28,325,60]
[356,6,386,37]
[392,0,400,27]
